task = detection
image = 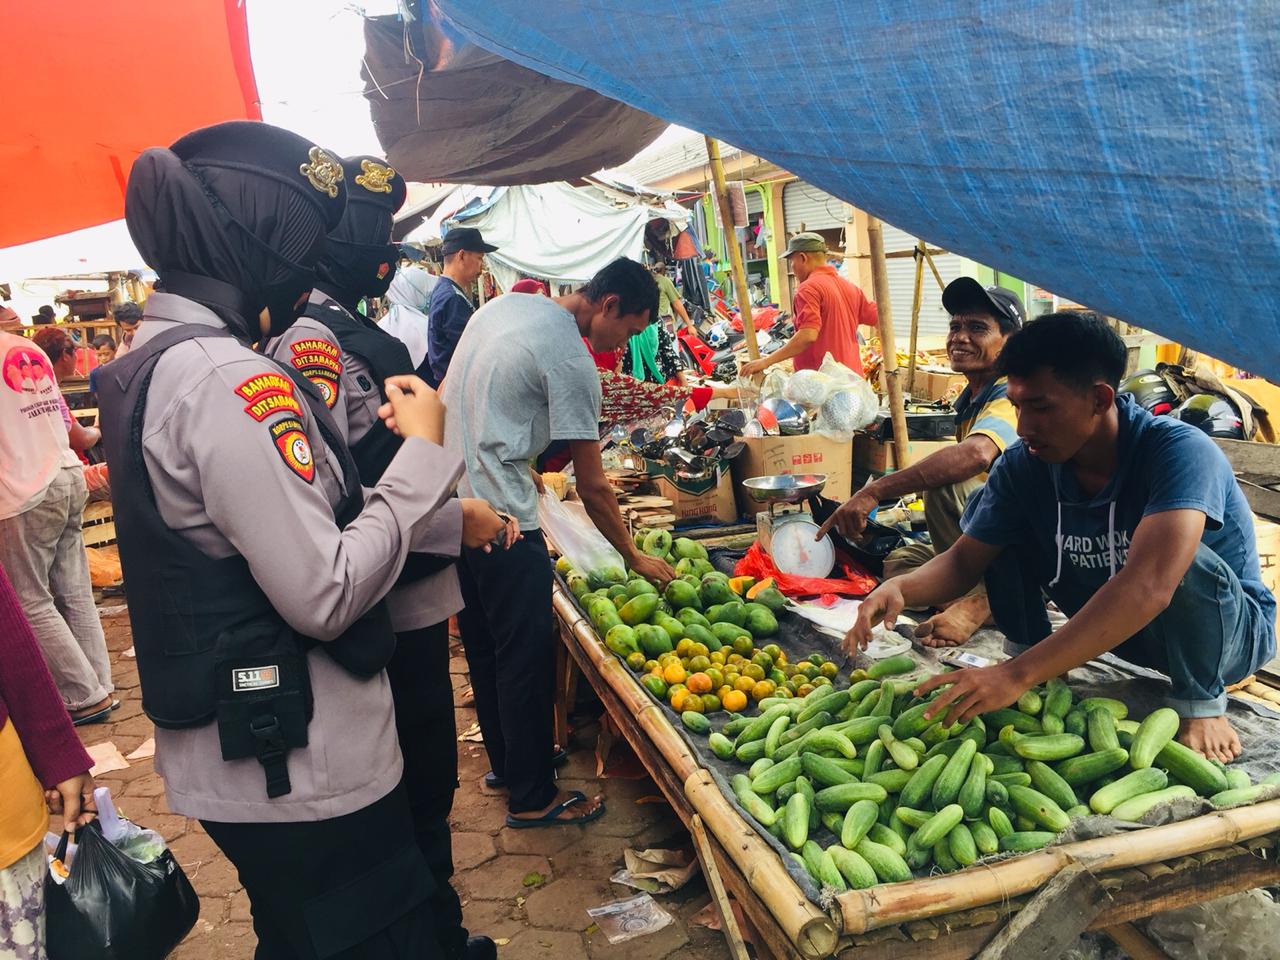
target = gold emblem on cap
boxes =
[300,147,344,198]
[355,159,396,194]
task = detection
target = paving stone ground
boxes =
[81,608,735,959]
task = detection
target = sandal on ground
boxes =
[71,699,119,727]
[505,791,604,829]
[484,748,569,789]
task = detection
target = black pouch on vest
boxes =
[214,621,313,798]
[317,602,396,677]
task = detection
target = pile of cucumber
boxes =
[701,671,1280,891]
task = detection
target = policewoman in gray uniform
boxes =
[98,121,457,959]
[267,155,510,960]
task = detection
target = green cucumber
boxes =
[1129,708,1180,770]
[892,806,933,830]
[905,834,932,871]
[868,822,907,856]
[1041,713,1066,736]
[867,654,916,679]
[708,732,735,760]
[841,715,888,745]
[923,738,966,762]
[985,779,1010,808]
[892,700,937,740]
[1017,689,1043,716]
[1008,785,1070,832]
[1026,760,1079,812]
[735,738,768,763]
[1054,747,1130,788]
[827,846,878,889]
[1211,784,1276,808]
[1225,769,1252,791]
[971,820,1000,856]
[1109,785,1196,821]
[763,714,791,758]
[801,752,857,787]
[814,782,889,811]
[798,688,850,723]
[782,793,810,849]
[1076,697,1128,720]
[775,781,798,805]
[865,768,913,794]
[1086,708,1120,752]
[933,838,960,872]
[735,704,791,746]
[999,831,1057,852]
[779,711,833,746]
[862,739,886,778]
[932,739,978,809]
[855,837,913,883]
[1060,710,1084,738]
[948,822,978,866]
[1043,678,1072,718]
[1089,768,1168,814]
[816,849,848,892]
[840,799,880,849]
[1012,734,1086,762]
[898,754,948,809]
[801,840,825,880]
[1066,804,1091,818]
[795,775,819,831]
[878,725,919,772]
[799,729,857,759]
[991,771,1032,788]
[751,756,803,795]
[748,757,775,780]
[682,710,712,734]
[914,803,965,849]
[1155,740,1229,796]
[986,754,1027,777]
[731,774,777,826]
[982,708,1043,734]
[958,752,991,819]
[987,805,1015,838]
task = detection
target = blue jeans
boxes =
[988,542,1276,717]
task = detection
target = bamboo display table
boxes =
[549,531,1280,959]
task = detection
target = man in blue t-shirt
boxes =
[849,313,1275,762]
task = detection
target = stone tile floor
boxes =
[81,608,736,959]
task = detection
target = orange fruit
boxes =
[675,638,694,657]
[625,652,647,672]
[709,651,726,666]
[663,662,688,685]
[705,668,724,690]
[796,683,815,698]
[689,643,710,660]
[669,687,689,711]
[644,660,659,674]
[743,663,766,683]
[688,655,711,674]
[701,694,721,713]
[686,672,712,694]
[732,636,753,656]
[751,679,776,701]
[734,675,756,693]
[722,689,748,713]
[716,685,733,703]
[681,695,704,714]
[820,662,839,679]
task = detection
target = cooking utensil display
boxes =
[740,473,829,505]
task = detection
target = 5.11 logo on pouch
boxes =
[232,665,280,692]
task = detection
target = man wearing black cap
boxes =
[426,226,497,387]
[99,120,463,958]
[818,277,1025,646]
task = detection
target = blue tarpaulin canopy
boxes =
[436,1,1280,377]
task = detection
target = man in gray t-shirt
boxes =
[443,258,674,827]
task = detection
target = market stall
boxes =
[546,521,1280,959]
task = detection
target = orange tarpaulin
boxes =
[0,0,260,248]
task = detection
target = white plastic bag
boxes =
[537,491,625,578]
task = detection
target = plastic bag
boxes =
[734,540,878,597]
[537,490,625,579]
[45,818,198,960]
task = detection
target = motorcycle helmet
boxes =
[706,323,729,349]
[1118,369,1177,416]
[1170,394,1245,439]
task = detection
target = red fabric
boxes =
[733,540,878,598]
[0,564,93,788]
[690,386,713,411]
[583,338,618,372]
[511,279,548,294]
[791,266,878,375]
[0,0,262,246]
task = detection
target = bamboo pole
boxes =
[550,585,838,956]
[905,240,925,398]
[921,246,946,291]
[866,215,911,470]
[705,136,759,361]
[690,813,753,960]
[834,798,1280,934]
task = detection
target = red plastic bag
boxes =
[733,541,878,598]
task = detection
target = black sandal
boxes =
[505,790,605,829]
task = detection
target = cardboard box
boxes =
[854,435,957,474]
[644,460,738,526]
[1254,515,1280,633]
[911,367,967,402]
[731,434,853,516]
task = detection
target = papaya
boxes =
[672,537,709,561]
[744,576,775,599]
[711,622,751,647]
[664,580,701,611]
[641,529,673,558]
[604,625,639,657]
[699,578,735,607]
[712,600,747,626]
[634,624,674,657]
[625,578,658,598]
[676,608,712,630]
[744,604,779,638]
[618,593,659,626]
[729,576,757,597]
[751,586,787,613]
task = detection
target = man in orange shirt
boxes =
[740,232,877,377]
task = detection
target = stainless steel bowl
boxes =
[741,473,829,504]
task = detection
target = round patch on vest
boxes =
[269,417,315,483]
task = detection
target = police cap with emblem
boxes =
[314,155,408,306]
[126,120,348,342]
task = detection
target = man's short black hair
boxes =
[92,334,116,350]
[998,311,1127,391]
[581,257,659,322]
[115,302,143,324]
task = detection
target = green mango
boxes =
[692,559,716,578]
[676,608,712,630]
[632,530,648,550]
[673,537,709,561]
[635,623,674,657]
[594,608,622,634]
[567,576,590,599]
[751,586,787,613]
[674,557,698,577]
[744,604,779,638]
[700,578,735,607]
[682,623,720,651]
[711,621,751,648]
[664,580,701,611]
[618,593,660,626]
[604,625,639,657]
[626,578,658,598]
[654,615,686,643]
[642,529,673,557]
[588,566,627,590]
[607,584,629,599]
[712,600,746,626]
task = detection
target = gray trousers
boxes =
[883,477,986,596]
[0,467,113,710]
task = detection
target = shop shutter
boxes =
[783,181,847,232]
[746,187,764,216]
[880,221,977,345]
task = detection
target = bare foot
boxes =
[915,594,991,648]
[1178,716,1242,763]
[510,790,603,824]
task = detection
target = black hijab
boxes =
[315,156,407,312]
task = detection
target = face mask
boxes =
[229,220,324,337]
[321,239,399,301]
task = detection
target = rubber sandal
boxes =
[505,791,605,829]
[71,700,118,727]
[485,748,571,789]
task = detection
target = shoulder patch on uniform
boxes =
[289,339,342,409]
[236,372,304,422]
[269,416,315,483]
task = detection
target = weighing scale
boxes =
[740,474,835,578]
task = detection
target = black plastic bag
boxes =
[45,819,199,960]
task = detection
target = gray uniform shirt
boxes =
[268,291,463,631]
[136,293,463,823]
[442,294,601,530]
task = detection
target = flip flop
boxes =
[485,748,569,789]
[71,699,119,727]
[505,791,605,829]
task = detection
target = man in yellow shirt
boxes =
[819,278,1024,644]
